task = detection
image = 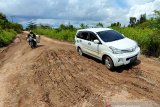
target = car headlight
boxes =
[134,42,139,51]
[135,42,139,48]
[109,46,123,54]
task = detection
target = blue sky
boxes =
[0,0,160,28]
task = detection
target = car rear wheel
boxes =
[104,56,114,70]
[78,48,83,56]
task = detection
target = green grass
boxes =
[0,29,16,47]
[33,28,76,42]
[112,27,152,53]
[0,12,23,47]
[112,27,160,57]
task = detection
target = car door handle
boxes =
[88,42,91,45]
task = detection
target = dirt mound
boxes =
[0,32,160,107]
[33,49,94,106]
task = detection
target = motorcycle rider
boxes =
[27,31,37,48]
[27,31,36,39]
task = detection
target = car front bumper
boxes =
[111,47,140,67]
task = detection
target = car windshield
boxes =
[97,30,124,42]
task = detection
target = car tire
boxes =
[104,56,114,70]
[78,48,83,56]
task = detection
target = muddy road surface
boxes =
[0,32,160,107]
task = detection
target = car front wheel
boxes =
[78,48,83,56]
[104,56,114,70]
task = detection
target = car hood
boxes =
[104,38,137,50]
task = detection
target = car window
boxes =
[97,30,124,42]
[89,33,98,42]
[76,32,82,39]
[81,32,89,40]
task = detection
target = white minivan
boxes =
[75,28,140,70]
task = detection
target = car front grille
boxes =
[126,54,138,61]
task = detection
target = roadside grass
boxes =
[0,13,23,47]
[113,27,152,53]
[113,27,160,57]
[0,29,16,47]
[33,28,76,42]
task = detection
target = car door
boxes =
[79,32,90,54]
[87,32,100,57]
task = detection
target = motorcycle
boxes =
[28,36,37,48]
[27,35,40,49]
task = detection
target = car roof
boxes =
[77,28,112,33]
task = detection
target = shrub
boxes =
[146,30,160,57]
[0,30,16,47]
[0,12,23,47]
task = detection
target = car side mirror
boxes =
[93,39,100,44]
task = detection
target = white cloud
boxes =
[0,0,159,27]
[126,0,154,6]
[127,0,160,18]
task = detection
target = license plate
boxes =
[130,56,137,63]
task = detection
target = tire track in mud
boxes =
[33,50,94,106]
[33,49,160,106]
[111,66,160,104]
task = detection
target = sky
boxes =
[0,0,160,28]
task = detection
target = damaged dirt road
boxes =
[0,32,160,107]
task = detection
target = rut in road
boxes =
[0,32,160,107]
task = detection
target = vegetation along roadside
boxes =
[0,13,23,47]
